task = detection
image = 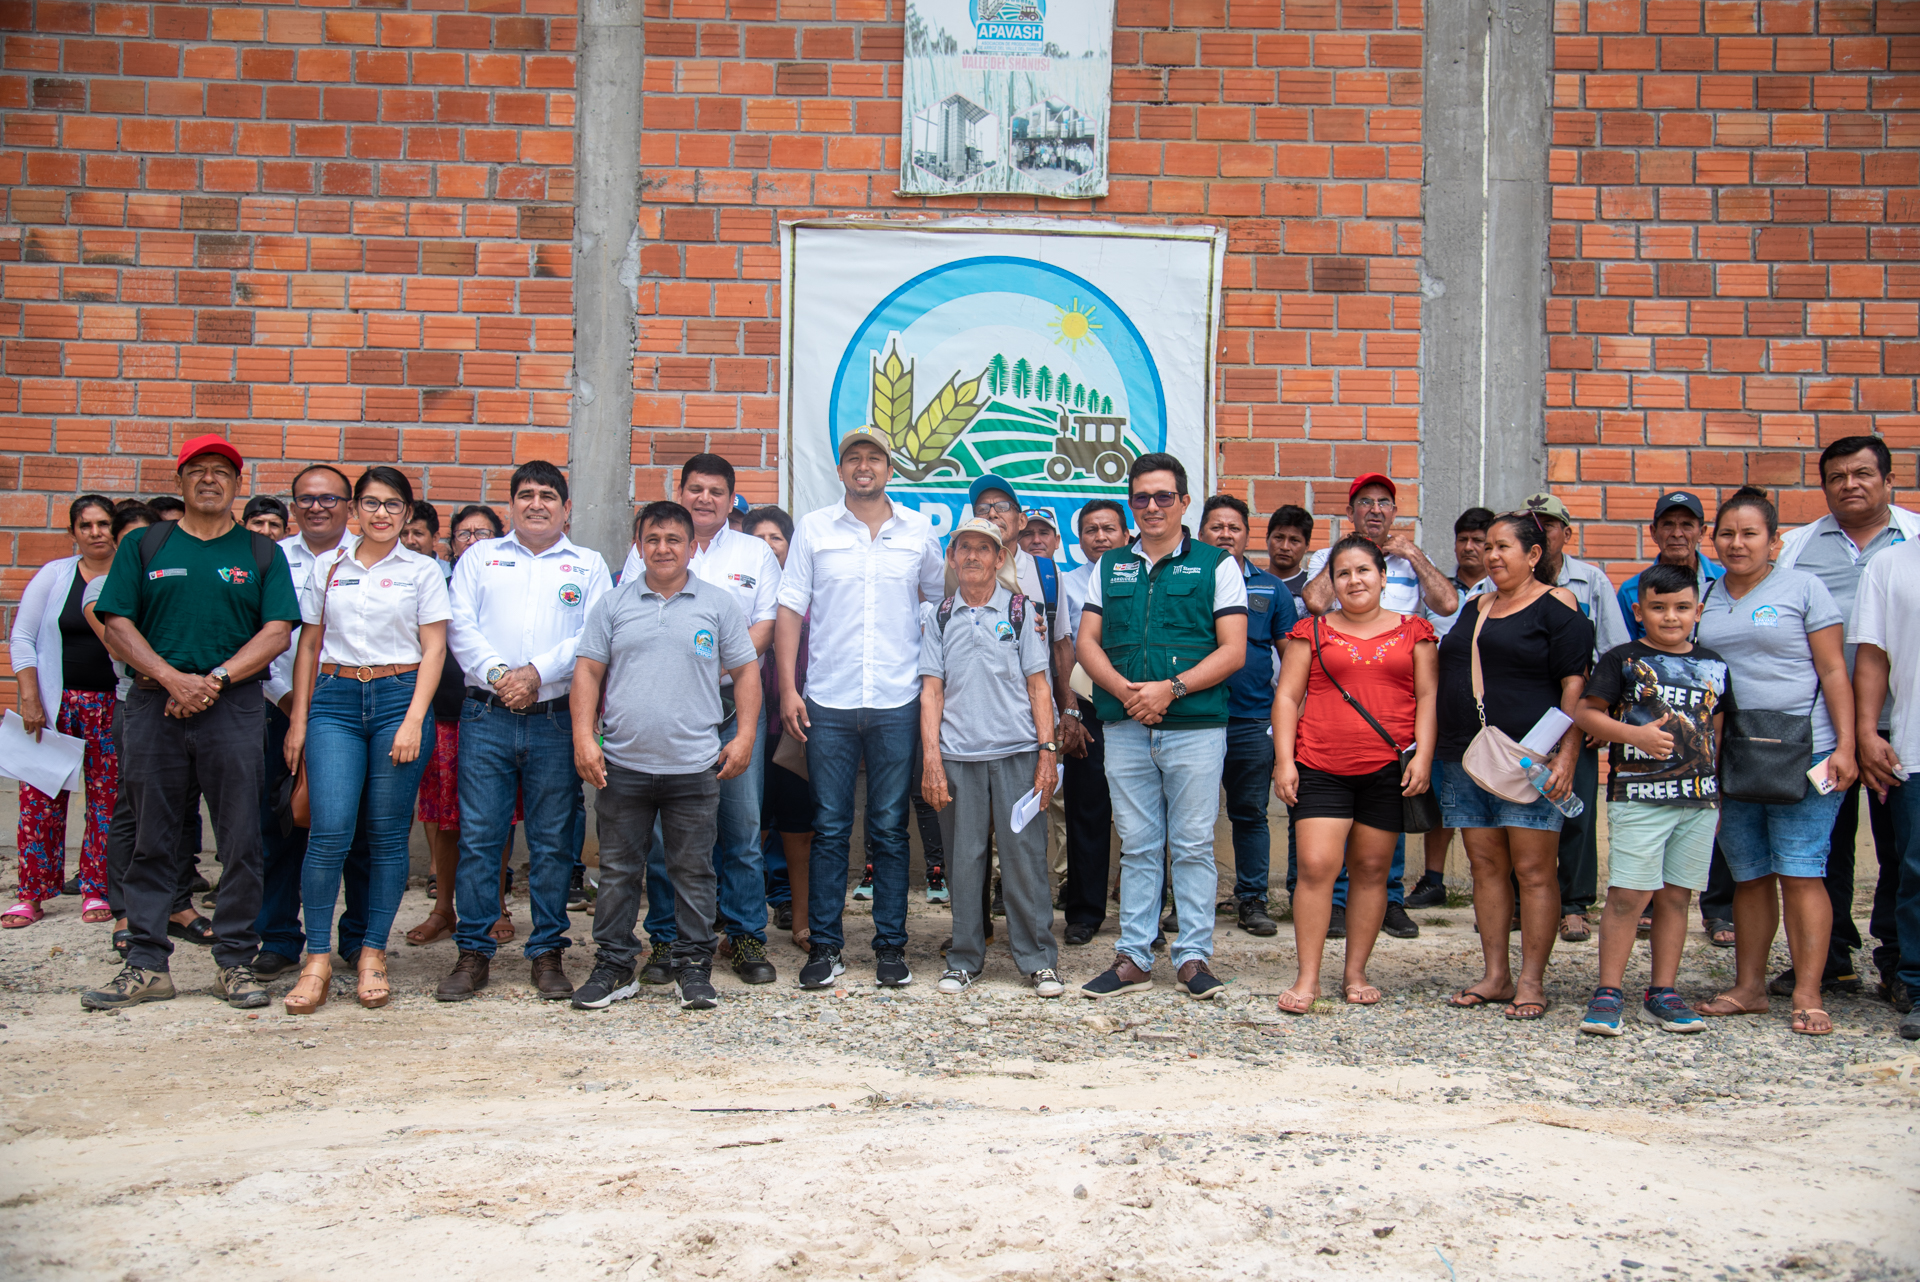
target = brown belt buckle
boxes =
[354,665,375,682]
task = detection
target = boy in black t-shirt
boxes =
[1573,563,1728,1036]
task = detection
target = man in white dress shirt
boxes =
[436,461,611,1003]
[618,454,783,987]
[774,430,945,990]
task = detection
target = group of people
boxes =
[7,429,1917,1042]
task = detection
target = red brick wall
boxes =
[1547,0,1919,577]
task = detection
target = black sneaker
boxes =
[1892,980,1913,1015]
[566,867,591,912]
[1382,903,1420,939]
[188,872,211,894]
[571,959,640,1010]
[1768,967,1866,998]
[1237,899,1278,937]
[1064,922,1096,946]
[638,941,674,986]
[675,965,718,1011]
[216,965,270,1010]
[81,965,175,1011]
[991,879,1005,918]
[1161,904,1179,935]
[775,902,794,931]
[1404,873,1447,909]
[731,936,777,985]
[250,951,300,979]
[799,945,845,989]
[852,864,875,902]
[1326,905,1347,940]
[874,946,913,987]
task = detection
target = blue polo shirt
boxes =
[1228,560,1296,721]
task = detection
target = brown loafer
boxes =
[435,949,490,1002]
[531,951,573,1000]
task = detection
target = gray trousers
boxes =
[592,762,720,971]
[943,752,1057,976]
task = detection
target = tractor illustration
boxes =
[1044,411,1136,483]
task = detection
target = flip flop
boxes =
[0,901,42,929]
[1276,990,1315,1015]
[1447,988,1515,1009]
[1693,993,1767,1018]
[1503,1000,1548,1021]
[1790,1008,1833,1036]
[1344,985,1382,1006]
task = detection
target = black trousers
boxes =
[104,701,199,921]
[1061,697,1113,929]
[1555,744,1601,915]
[120,685,266,971]
[1823,781,1897,979]
[1700,840,1735,924]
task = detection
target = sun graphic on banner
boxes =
[1048,298,1102,352]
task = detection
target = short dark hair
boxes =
[147,495,185,516]
[242,495,289,526]
[290,463,352,498]
[1818,434,1892,482]
[744,505,792,541]
[1201,494,1249,527]
[1453,506,1496,536]
[1639,562,1699,599]
[510,460,568,504]
[636,499,695,540]
[679,453,736,493]
[1267,504,1312,539]
[1128,452,1187,495]
[354,465,416,506]
[1078,498,1127,535]
[409,500,440,535]
[450,503,504,538]
[68,493,115,531]
[111,503,158,540]
[1328,534,1387,575]
[1715,485,1778,539]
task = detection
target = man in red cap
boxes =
[85,435,302,1011]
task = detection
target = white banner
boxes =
[780,219,1225,567]
[901,0,1113,198]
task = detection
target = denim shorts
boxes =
[1436,759,1565,833]
[1718,753,1846,882]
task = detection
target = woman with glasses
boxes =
[282,467,451,1012]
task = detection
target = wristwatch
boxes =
[486,663,510,684]
[1061,707,1082,721]
[208,666,232,691]
[1169,676,1188,700]
[1038,741,1058,753]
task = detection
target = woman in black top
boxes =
[1434,514,1593,1019]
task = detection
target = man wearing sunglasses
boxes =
[1074,454,1247,1000]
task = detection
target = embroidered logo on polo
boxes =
[147,568,188,581]
[217,566,253,585]
[994,621,1015,641]
[485,559,517,568]
[1750,605,1780,627]
[693,629,716,658]
[726,573,757,590]
[557,583,583,607]
[334,578,363,588]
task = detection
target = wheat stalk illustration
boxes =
[890,366,986,481]
[869,343,914,447]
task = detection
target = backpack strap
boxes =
[1033,556,1057,609]
[250,530,275,579]
[1008,592,1027,638]
[936,595,956,635]
[137,518,176,571]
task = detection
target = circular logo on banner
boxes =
[693,629,716,658]
[557,583,582,607]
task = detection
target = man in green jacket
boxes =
[1074,453,1248,1000]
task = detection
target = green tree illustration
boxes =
[1084,385,1100,411]
[1073,384,1086,409]
[1101,394,1112,413]
[1036,365,1052,401]
[987,353,1009,396]
[1056,374,1073,405]
[1012,357,1032,398]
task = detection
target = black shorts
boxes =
[762,758,814,834]
[1291,762,1404,833]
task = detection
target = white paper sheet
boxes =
[1009,787,1043,834]
[1519,707,1574,757]
[0,709,86,798]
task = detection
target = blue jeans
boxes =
[804,697,917,954]
[257,701,371,960]
[453,697,581,958]
[1223,718,1274,902]
[1104,720,1227,972]
[301,673,428,955]
[1889,777,1920,994]
[643,714,767,945]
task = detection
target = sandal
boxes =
[284,955,332,1015]
[1502,1000,1548,1021]
[167,915,215,946]
[1790,1008,1832,1036]
[112,928,131,958]
[1693,993,1767,1018]
[490,909,515,944]
[1635,915,1652,939]
[1344,984,1382,1006]
[405,907,455,947]
[0,901,42,929]
[356,948,391,1009]
[1447,987,1515,1009]
[1276,990,1315,1015]
[82,895,112,924]
[1705,918,1736,948]
[1559,914,1592,943]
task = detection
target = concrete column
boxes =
[1419,0,1553,563]
[570,0,645,567]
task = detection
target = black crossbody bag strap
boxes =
[1309,615,1405,756]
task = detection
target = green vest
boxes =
[1089,533,1232,729]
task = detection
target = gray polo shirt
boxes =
[1783,518,1906,656]
[576,572,756,774]
[1697,567,1844,755]
[918,585,1051,762]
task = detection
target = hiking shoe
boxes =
[774,902,794,931]
[1382,902,1420,939]
[216,965,270,1010]
[1237,899,1279,937]
[435,949,490,1001]
[81,965,175,1012]
[731,936,777,985]
[638,941,674,986]
[675,965,718,1011]
[1404,874,1447,909]
[937,968,973,994]
[1178,959,1225,1000]
[853,864,875,902]
[874,946,913,988]
[571,959,639,1010]
[1081,956,1153,999]
[926,869,950,904]
[1640,987,1705,1034]
[566,867,591,912]
[531,951,573,1000]
[1031,968,1065,998]
[1326,905,1347,940]
[799,945,845,989]
[1579,986,1625,1037]
[1064,922,1096,946]
[251,950,299,980]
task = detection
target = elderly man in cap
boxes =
[920,517,1062,996]
[85,435,302,1011]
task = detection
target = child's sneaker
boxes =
[852,864,875,902]
[1640,986,1705,1034]
[926,867,949,904]
[1579,986,1625,1036]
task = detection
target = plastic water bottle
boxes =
[1519,756,1584,818]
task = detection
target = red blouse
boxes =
[1286,613,1436,776]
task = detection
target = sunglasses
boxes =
[1127,490,1181,511]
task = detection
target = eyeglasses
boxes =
[451,528,493,544]
[294,493,344,509]
[358,496,410,517]
[973,500,1017,517]
[1351,498,1395,511]
[1127,491,1181,511]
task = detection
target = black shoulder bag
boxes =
[1700,581,1810,804]
[1309,616,1442,833]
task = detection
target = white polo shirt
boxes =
[264,529,350,706]
[302,538,452,668]
[775,497,945,710]
[447,532,611,703]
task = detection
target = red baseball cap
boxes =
[175,433,244,473]
[1347,472,1396,502]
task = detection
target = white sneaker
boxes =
[937,968,973,994]
[1030,968,1065,998]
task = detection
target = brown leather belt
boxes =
[320,662,422,681]
[133,675,168,691]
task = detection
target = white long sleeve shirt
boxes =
[264,529,350,707]
[446,532,610,703]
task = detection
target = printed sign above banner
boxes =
[780,220,1225,567]
[900,0,1113,198]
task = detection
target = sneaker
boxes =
[1325,905,1347,940]
[1161,904,1179,935]
[1404,873,1447,909]
[991,879,1005,918]
[875,946,913,988]
[81,965,176,1011]
[571,959,640,1010]
[1030,968,1065,998]
[1178,959,1226,1000]
[638,941,674,986]
[1080,956,1153,999]
[774,902,794,931]
[798,945,845,989]
[188,871,211,894]
[675,965,718,1010]
[1640,987,1705,1034]
[62,873,80,896]
[1236,899,1279,937]
[1900,1009,1920,1042]
[1892,980,1913,1015]
[216,965,270,1010]
[1064,922,1096,946]
[1579,986,1625,1037]
[926,869,950,904]
[250,950,299,979]
[730,936,777,985]
[1382,902,1420,939]
[852,865,875,902]
[937,968,974,994]
[566,867,591,912]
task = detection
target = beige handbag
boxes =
[1460,597,1543,804]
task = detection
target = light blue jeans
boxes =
[1103,719,1228,972]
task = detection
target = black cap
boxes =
[1653,490,1704,522]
